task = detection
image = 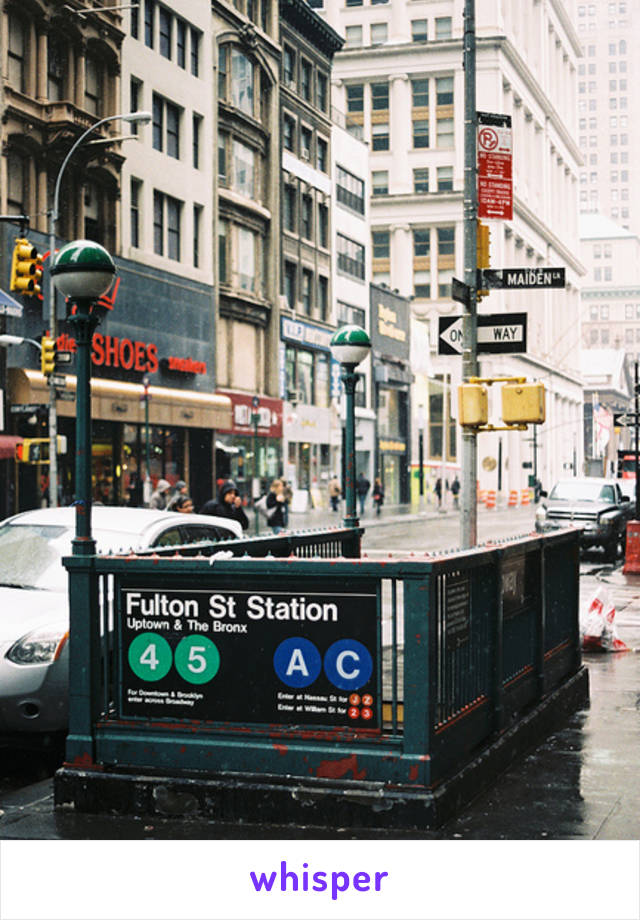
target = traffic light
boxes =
[15,437,67,464]
[458,384,489,427]
[477,221,490,300]
[41,335,56,376]
[501,382,546,425]
[10,238,42,296]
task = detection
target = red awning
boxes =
[0,435,23,460]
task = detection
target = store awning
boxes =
[8,369,232,430]
[0,435,23,460]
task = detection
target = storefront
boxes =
[5,247,231,512]
[215,391,283,500]
[370,284,412,505]
[279,316,339,503]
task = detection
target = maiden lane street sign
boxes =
[478,267,566,289]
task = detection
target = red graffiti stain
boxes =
[273,744,288,756]
[315,754,367,781]
[408,764,420,782]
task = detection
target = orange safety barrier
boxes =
[478,489,486,504]
[623,520,640,574]
[521,488,531,506]
[508,489,519,508]
[485,490,497,509]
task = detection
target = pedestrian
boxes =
[451,475,460,509]
[266,478,287,534]
[199,479,249,530]
[372,477,384,516]
[328,474,342,512]
[280,478,293,527]
[355,472,370,516]
[149,478,171,510]
[167,480,193,513]
[434,477,443,507]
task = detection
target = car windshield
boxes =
[0,522,157,592]
[549,482,616,503]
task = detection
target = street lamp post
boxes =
[330,325,371,531]
[51,240,116,555]
[251,395,260,535]
[418,406,424,501]
[46,110,151,508]
[142,374,151,506]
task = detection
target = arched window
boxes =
[218,45,255,117]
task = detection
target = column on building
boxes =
[390,224,412,297]
[390,73,410,195]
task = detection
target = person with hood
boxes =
[266,478,287,534]
[149,478,171,510]
[167,480,193,513]
[199,480,249,530]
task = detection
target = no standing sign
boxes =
[477,112,513,220]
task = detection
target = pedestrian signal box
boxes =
[41,335,56,376]
[15,436,68,464]
[458,384,488,427]
[501,382,546,425]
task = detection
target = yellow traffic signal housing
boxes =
[501,382,546,425]
[15,436,68,464]
[10,239,42,296]
[458,383,489,427]
[477,221,490,299]
[41,335,56,376]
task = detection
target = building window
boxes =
[167,197,181,260]
[413,119,429,148]
[152,94,181,158]
[371,22,388,45]
[437,226,455,255]
[411,19,428,42]
[130,179,141,248]
[337,233,365,280]
[131,4,139,38]
[317,72,328,112]
[284,261,297,308]
[436,76,454,105]
[130,79,142,133]
[232,139,256,198]
[411,78,429,108]
[47,35,65,101]
[193,204,202,267]
[413,229,430,257]
[372,122,389,151]
[437,116,454,147]
[231,49,254,115]
[414,168,429,192]
[302,268,313,315]
[219,220,228,283]
[338,301,366,327]
[317,137,328,173]
[372,230,390,259]
[191,28,200,76]
[337,165,365,213]
[192,114,202,168]
[301,59,312,102]
[283,114,295,151]
[153,191,164,254]
[283,45,296,85]
[8,14,27,93]
[437,166,453,191]
[235,227,257,292]
[345,25,363,47]
[284,185,296,233]
[318,204,328,248]
[318,276,329,322]
[301,194,313,239]
[372,170,388,195]
[435,16,452,39]
[153,191,181,259]
[144,0,155,47]
[177,20,186,67]
[81,59,99,117]
[300,126,312,160]
[371,82,389,110]
[347,84,364,112]
[159,7,172,58]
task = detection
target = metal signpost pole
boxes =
[252,396,260,535]
[635,361,639,520]
[461,0,478,548]
[342,366,358,529]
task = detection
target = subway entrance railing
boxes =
[55,527,588,829]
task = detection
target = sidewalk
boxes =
[1,558,638,840]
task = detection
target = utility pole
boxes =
[461,0,478,548]
[635,361,639,520]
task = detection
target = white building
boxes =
[317,0,585,496]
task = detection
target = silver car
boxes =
[0,506,242,744]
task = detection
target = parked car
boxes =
[534,477,632,560]
[0,506,241,746]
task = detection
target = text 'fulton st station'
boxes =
[119,586,379,728]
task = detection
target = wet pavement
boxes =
[1,516,639,841]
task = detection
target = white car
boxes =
[0,506,242,745]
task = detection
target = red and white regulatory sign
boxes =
[477,112,512,220]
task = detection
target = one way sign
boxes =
[438,312,527,355]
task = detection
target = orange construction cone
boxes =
[521,488,530,506]
[485,490,496,509]
[508,489,518,508]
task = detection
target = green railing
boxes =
[62,528,581,792]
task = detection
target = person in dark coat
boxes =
[355,472,370,516]
[372,477,384,516]
[199,480,249,530]
[266,478,287,534]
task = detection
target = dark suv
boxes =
[535,477,633,560]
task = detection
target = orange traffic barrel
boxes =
[508,489,519,507]
[521,488,531,506]
[485,490,496,509]
[623,520,640,574]
[478,489,486,504]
